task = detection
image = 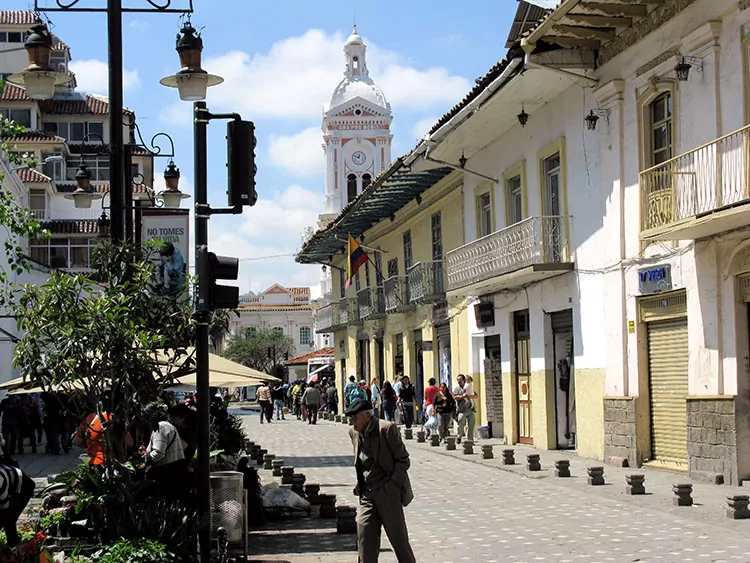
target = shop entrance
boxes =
[484,335,503,439]
[551,310,575,449]
[514,310,532,444]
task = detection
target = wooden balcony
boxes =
[446,216,573,295]
[406,261,445,304]
[640,125,750,241]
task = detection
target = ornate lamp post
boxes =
[7,23,73,99]
[160,22,224,101]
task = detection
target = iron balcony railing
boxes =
[407,261,445,304]
[315,303,337,334]
[384,275,411,313]
[446,215,568,291]
[338,297,360,326]
[641,124,750,233]
[357,286,385,320]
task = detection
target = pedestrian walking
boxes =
[397,377,416,429]
[344,375,358,409]
[370,376,381,417]
[423,378,439,412]
[256,382,273,424]
[296,382,308,421]
[0,397,19,456]
[272,383,286,420]
[143,403,187,501]
[392,375,404,425]
[302,384,322,425]
[16,395,36,454]
[325,383,339,415]
[345,398,416,563]
[433,383,456,440]
[380,381,396,422]
[453,374,478,443]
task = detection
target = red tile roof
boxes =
[16,168,50,183]
[0,83,32,102]
[1,131,66,144]
[41,219,99,235]
[0,11,39,26]
[39,95,109,115]
[285,347,334,366]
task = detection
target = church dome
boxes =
[327,25,390,113]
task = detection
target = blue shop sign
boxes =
[639,264,672,293]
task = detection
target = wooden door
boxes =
[514,310,532,444]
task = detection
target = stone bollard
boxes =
[304,483,321,505]
[625,474,646,495]
[249,445,261,461]
[587,467,605,486]
[291,473,306,497]
[272,459,284,477]
[342,416,349,425]
[555,460,571,478]
[245,440,255,453]
[281,466,295,485]
[727,495,750,519]
[482,444,494,459]
[404,428,413,440]
[463,441,474,455]
[526,454,541,471]
[336,506,357,534]
[318,494,337,518]
[445,436,457,451]
[255,449,268,466]
[673,484,693,506]
[417,430,426,443]
[348,416,354,426]
[263,453,276,470]
[502,449,515,465]
[430,434,441,447]
[335,415,342,423]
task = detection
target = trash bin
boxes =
[210,471,245,543]
[477,426,490,440]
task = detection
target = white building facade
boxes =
[436,0,750,485]
[235,285,316,355]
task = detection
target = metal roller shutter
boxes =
[647,318,688,466]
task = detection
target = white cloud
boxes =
[203,29,470,120]
[69,59,140,95]
[240,184,321,243]
[410,116,439,141]
[267,127,323,177]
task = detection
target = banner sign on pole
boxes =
[141,209,190,292]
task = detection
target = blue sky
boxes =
[20,0,517,295]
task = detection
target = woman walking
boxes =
[433,383,456,441]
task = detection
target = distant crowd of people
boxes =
[254,372,479,441]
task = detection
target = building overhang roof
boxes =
[296,163,454,265]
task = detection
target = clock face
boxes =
[352,151,366,166]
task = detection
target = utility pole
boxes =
[107,0,124,241]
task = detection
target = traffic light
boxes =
[227,120,257,207]
[198,245,239,311]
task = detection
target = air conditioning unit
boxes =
[474,302,495,328]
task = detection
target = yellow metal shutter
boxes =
[647,318,688,466]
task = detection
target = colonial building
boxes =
[299,0,750,486]
[234,284,316,355]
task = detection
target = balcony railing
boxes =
[446,216,568,291]
[30,209,47,220]
[337,297,360,326]
[407,261,445,304]
[384,275,411,313]
[641,125,750,235]
[358,286,385,320]
[315,303,337,334]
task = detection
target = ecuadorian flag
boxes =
[345,234,368,289]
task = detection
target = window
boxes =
[272,327,283,337]
[387,258,398,278]
[28,189,46,220]
[1,108,31,128]
[50,50,68,73]
[506,174,523,225]
[375,252,384,286]
[431,213,443,261]
[650,92,672,166]
[29,237,96,269]
[543,153,562,216]
[44,122,104,143]
[347,174,357,203]
[299,327,312,346]
[355,271,361,291]
[364,260,370,287]
[67,156,109,181]
[0,32,25,43]
[362,173,372,190]
[340,268,346,298]
[42,150,64,181]
[403,230,412,270]
[476,191,492,237]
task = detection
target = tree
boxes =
[209,308,238,353]
[223,327,296,376]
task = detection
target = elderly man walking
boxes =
[345,398,416,563]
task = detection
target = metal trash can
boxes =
[210,471,245,543]
[477,426,490,440]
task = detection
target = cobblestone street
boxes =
[241,411,750,563]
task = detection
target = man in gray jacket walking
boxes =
[302,384,322,425]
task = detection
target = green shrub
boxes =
[88,539,173,563]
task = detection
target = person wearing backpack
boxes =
[344,375,358,409]
[397,376,416,429]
